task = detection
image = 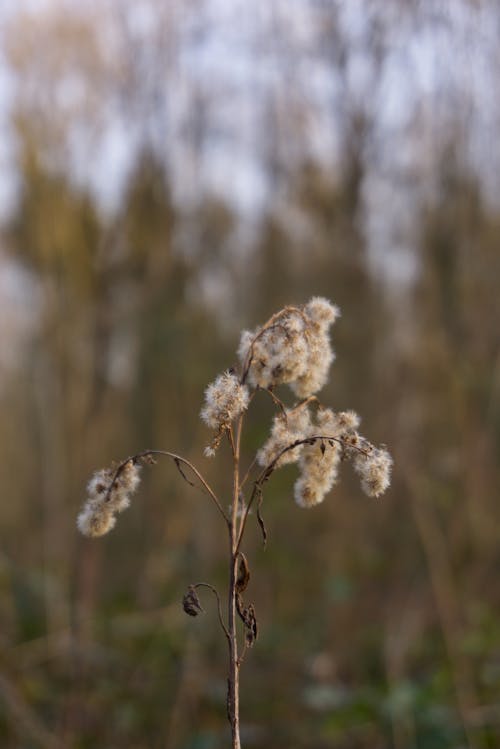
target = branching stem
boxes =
[235,433,371,552]
[106,450,229,526]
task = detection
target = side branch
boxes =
[257,386,287,417]
[193,583,231,644]
[236,434,371,551]
[107,450,229,525]
[238,393,321,492]
[259,433,371,481]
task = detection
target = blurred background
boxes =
[0,1,499,747]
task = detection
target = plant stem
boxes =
[106,450,229,525]
[228,420,243,749]
[228,551,241,749]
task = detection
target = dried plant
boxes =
[77,298,392,748]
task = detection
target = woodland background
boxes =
[0,2,499,748]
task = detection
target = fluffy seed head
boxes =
[257,405,312,468]
[305,297,341,326]
[354,448,393,497]
[87,468,113,498]
[200,371,250,430]
[238,298,339,397]
[290,330,334,397]
[294,434,342,508]
[335,410,361,432]
[77,460,142,537]
[77,506,116,537]
[294,475,329,508]
[291,406,392,507]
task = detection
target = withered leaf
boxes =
[244,604,258,647]
[236,553,250,593]
[236,594,258,647]
[182,585,203,617]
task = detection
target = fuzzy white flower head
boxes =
[294,437,341,509]
[305,297,341,327]
[77,460,142,537]
[239,299,340,398]
[238,311,309,390]
[294,475,328,508]
[200,370,250,430]
[257,405,312,469]
[77,506,116,537]
[291,406,392,508]
[335,410,361,432]
[237,330,255,367]
[290,328,334,398]
[354,448,393,498]
[87,468,113,499]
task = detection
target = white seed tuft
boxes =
[354,448,393,498]
[200,371,250,430]
[77,460,142,537]
[257,404,312,468]
[238,298,339,397]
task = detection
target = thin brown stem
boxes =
[106,450,229,525]
[259,433,370,480]
[227,557,241,749]
[238,393,321,495]
[235,433,371,552]
[237,640,250,669]
[227,414,247,749]
[232,419,244,551]
[193,583,230,643]
[227,427,236,459]
[238,455,258,493]
[259,386,288,417]
[226,414,244,749]
[294,395,321,411]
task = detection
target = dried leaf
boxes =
[236,594,258,647]
[174,459,196,489]
[236,553,250,593]
[182,585,203,617]
[256,487,267,546]
[244,604,258,647]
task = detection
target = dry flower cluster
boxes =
[201,370,250,456]
[77,460,141,537]
[77,296,392,749]
[237,297,339,396]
